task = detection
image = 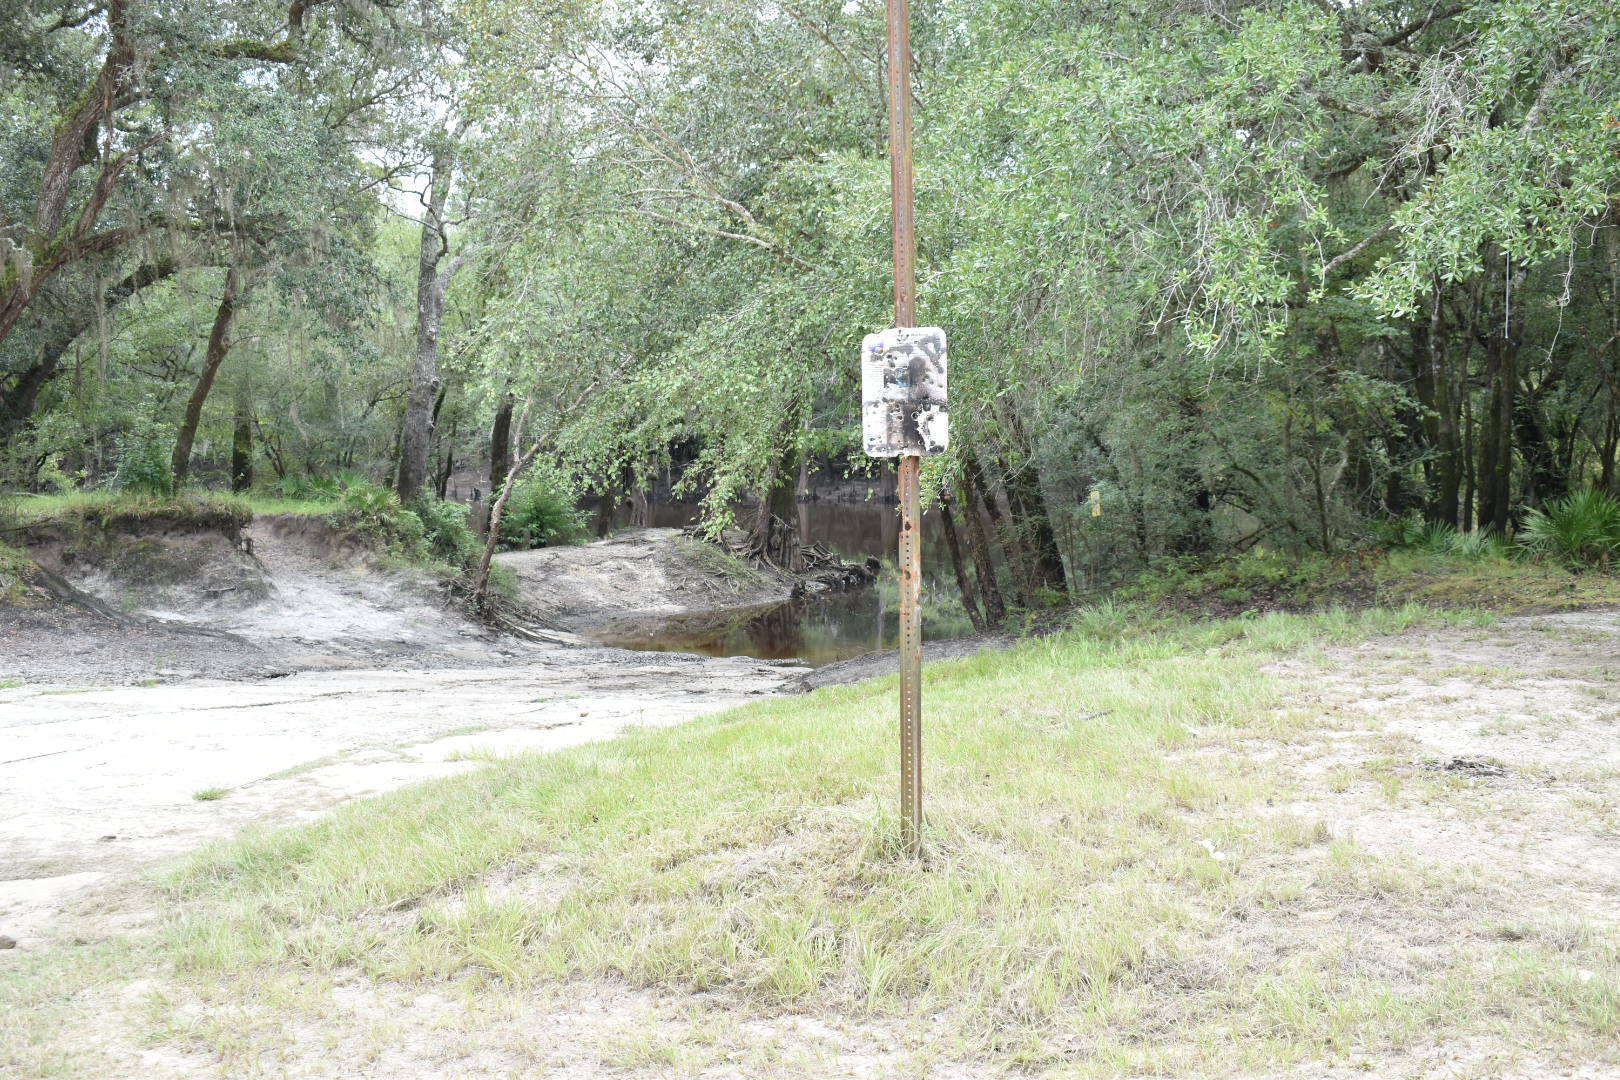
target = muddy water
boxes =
[598,501,977,666]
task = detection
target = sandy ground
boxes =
[7,608,1618,1079]
[0,647,803,947]
[1270,607,1620,931]
[1,520,816,947]
[496,527,791,630]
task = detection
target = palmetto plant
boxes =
[1517,490,1620,567]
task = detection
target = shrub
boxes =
[409,495,479,568]
[111,418,174,495]
[1518,489,1620,568]
[276,468,382,503]
[1373,514,1504,560]
[1445,527,1509,560]
[320,475,425,558]
[499,467,587,551]
[276,473,335,501]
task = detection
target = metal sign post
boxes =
[866,0,942,858]
[897,452,922,855]
[861,326,945,858]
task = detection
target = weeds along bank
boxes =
[1116,492,1620,622]
[4,604,1617,1077]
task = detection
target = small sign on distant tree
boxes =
[861,327,948,457]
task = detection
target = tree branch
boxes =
[1313,92,1392,122]
[1382,4,1472,49]
[634,209,813,270]
[1321,220,1396,279]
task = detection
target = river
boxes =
[593,501,979,666]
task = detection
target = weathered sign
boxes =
[861,326,948,457]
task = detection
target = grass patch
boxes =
[2,488,342,523]
[1129,546,1620,618]
[191,787,229,802]
[129,604,1618,1075]
[1380,550,1620,611]
[1,490,253,536]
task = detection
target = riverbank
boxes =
[6,603,1620,1078]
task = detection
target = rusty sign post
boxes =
[862,0,947,858]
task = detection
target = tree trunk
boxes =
[0,260,177,435]
[1415,283,1462,526]
[435,417,456,499]
[489,392,514,493]
[471,400,534,609]
[1462,389,1476,528]
[1486,327,1517,532]
[1004,460,1067,599]
[396,147,454,501]
[1601,411,1618,495]
[596,471,620,538]
[230,377,253,493]
[748,436,805,570]
[959,459,1006,623]
[939,492,985,631]
[473,444,539,610]
[171,266,240,489]
[1174,394,1217,552]
[630,461,651,527]
[968,454,1027,605]
[1477,252,1527,532]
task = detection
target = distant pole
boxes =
[886,0,923,856]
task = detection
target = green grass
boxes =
[1,488,336,528]
[191,787,229,802]
[109,604,1608,1076]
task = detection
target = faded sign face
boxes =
[861,327,948,457]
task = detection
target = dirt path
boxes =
[0,647,804,947]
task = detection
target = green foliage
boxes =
[111,417,175,496]
[7,0,1620,597]
[274,469,376,504]
[408,495,480,568]
[1518,490,1620,568]
[498,468,586,551]
[1376,516,1508,561]
[1133,548,1320,602]
[319,475,426,558]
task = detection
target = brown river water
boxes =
[595,501,978,666]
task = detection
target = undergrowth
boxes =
[1128,541,1620,618]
